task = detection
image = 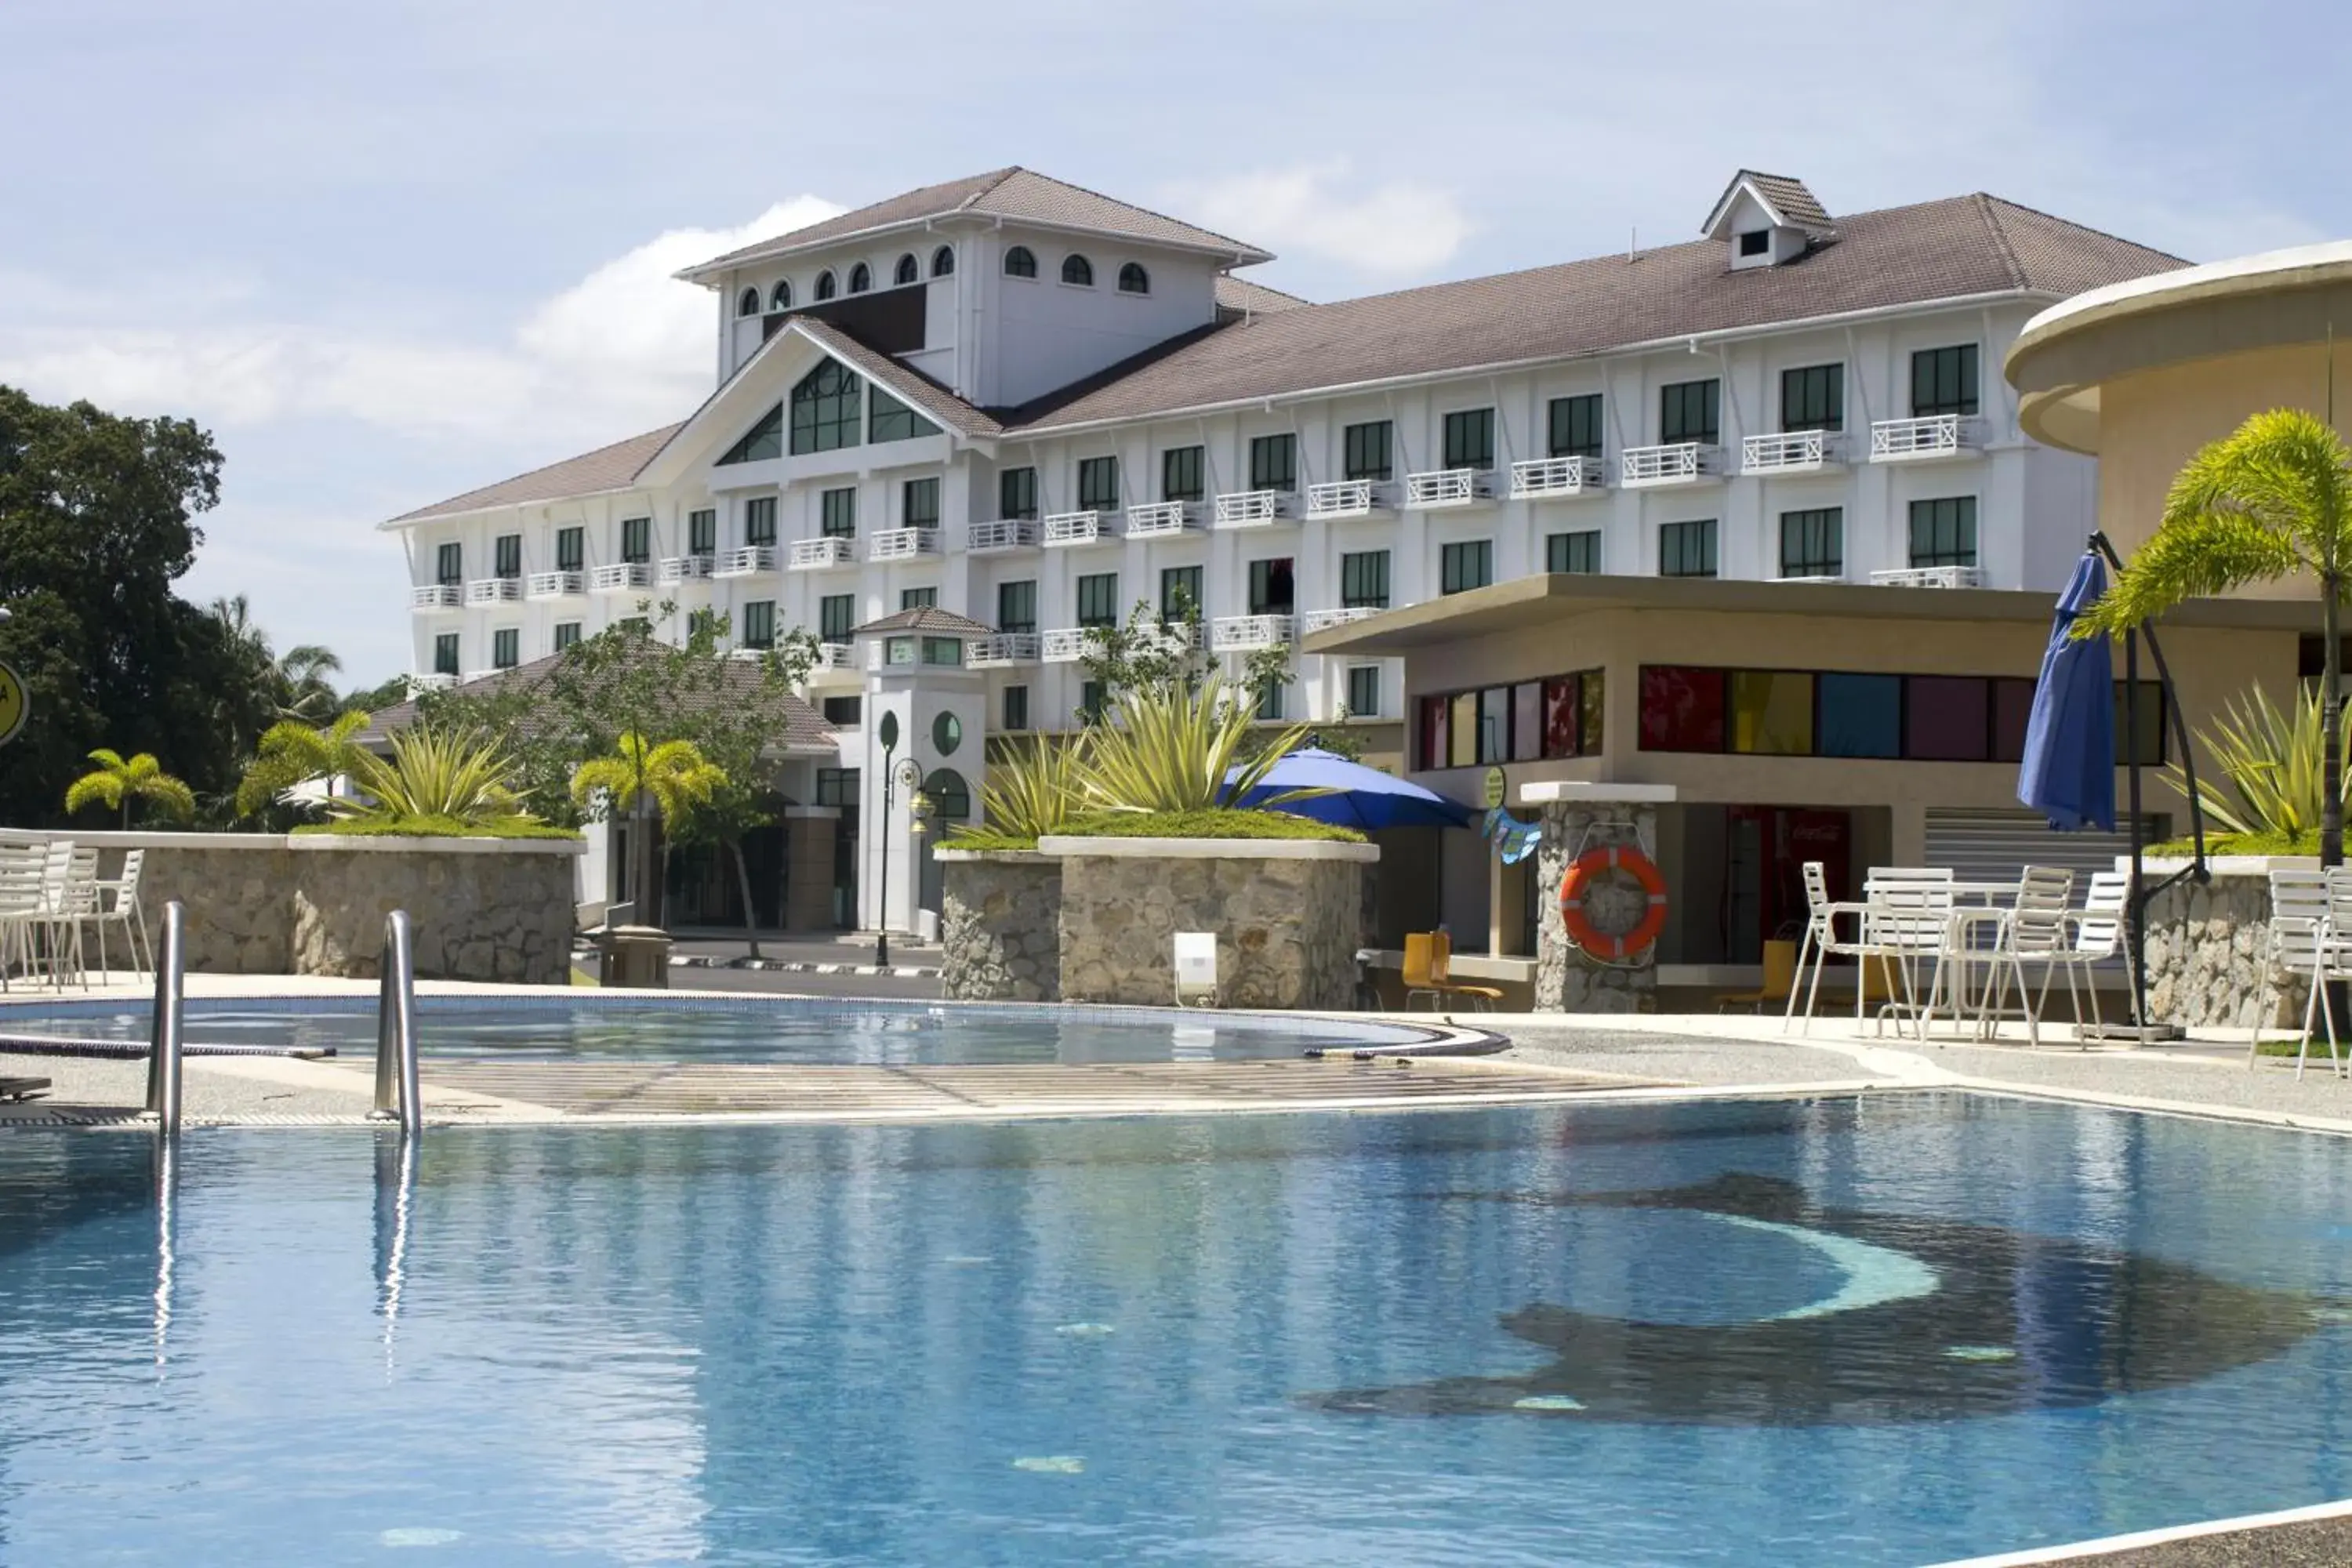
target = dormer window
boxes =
[1704,170,1834,272]
[814,269,837,301]
[1738,230,1770,258]
[848,263,872,293]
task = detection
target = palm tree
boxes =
[236,710,375,818]
[2082,408,2352,863]
[570,734,726,927]
[65,750,197,829]
[274,644,344,722]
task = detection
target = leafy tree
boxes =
[343,673,416,716]
[572,733,724,916]
[64,750,196,829]
[236,710,375,821]
[2082,408,2352,862]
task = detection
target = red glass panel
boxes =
[1991,677,2035,764]
[1906,675,1990,760]
[1542,676,1581,758]
[1419,695,1449,771]
[1640,666,1726,753]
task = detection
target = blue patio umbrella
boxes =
[2017,550,2117,832]
[1225,747,1476,831]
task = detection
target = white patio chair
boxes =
[0,843,45,992]
[1860,868,1956,1038]
[2253,869,2336,1078]
[1969,866,2076,1046]
[36,841,92,991]
[1786,860,1869,1035]
[88,848,153,980]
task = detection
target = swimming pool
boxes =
[4,1093,2350,1564]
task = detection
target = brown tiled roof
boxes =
[850,606,994,637]
[792,319,1002,437]
[1214,274,1309,315]
[1002,193,2183,433]
[1740,172,1834,234]
[386,423,682,526]
[357,651,837,754]
[684,168,1271,277]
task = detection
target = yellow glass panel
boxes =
[1730,671,1813,755]
[1450,692,1479,768]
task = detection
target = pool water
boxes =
[0,998,1425,1065]
[5,1094,2352,1565]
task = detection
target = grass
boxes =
[295,815,581,840]
[944,808,1364,852]
[2255,1036,2348,1059]
[2148,829,2319,857]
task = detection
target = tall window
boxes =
[1547,531,1601,574]
[1443,408,1495,470]
[620,517,650,563]
[433,633,459,675]
[931,245,956,278]
[1440,540,1493,595]
[435,542,461,585]
[1077,456,1120,512]
[847,262,872,294]
[1780,365,1844,432]
[1162,445,1205,503]
[1548,394,1604,460]
[1002,684,1029,731]
[553,622,581,652]
[1661,379,1721,445]
[789,361,862,455]
[1660,519,1718,578]
[1160,565,1202,621]
[1344,420,1393,481]
[996,579,1036,633]
[720,404,783,464]
[820,488,857,539]
[743,496,776,547]
[552,527,583,573]
[1347,665,1382,719]
[1117,262,1149,295]
[742,601,776,648]
[893,253,919,287]
[492,628,519,670]
[1911,345,1980,416]
[900,586,936,610]
[494,533,521,579]
[1076,572,1119,628]
[818,594,855,643]
[1256,679,1285,722]
[1061,254,1094,286]
[902,477,940,528]
[999,466,1038,520]
[869,385,939,443]
[1341,550,1390,608]
[1249,434,1298,491]
[1004,245,1037,278]
[687,510,716,557]
[1247,557,1295,615]
[1910,496,1978,567]
[1078,680,1106,724]
[813,269,837,301]
[1779,507,1843,578]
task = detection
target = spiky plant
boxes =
[235,709,376,817]
[2172,684,2352,840]
[957,739,1087,842]
[337,724,529,827]
[1076,676,1325,815]
[64,750,197,829]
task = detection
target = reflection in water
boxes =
[151,1135,176,1377]
[372,1132,417,1372]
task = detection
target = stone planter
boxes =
[2143,855,2313,1030]
[936,849,1063,1002]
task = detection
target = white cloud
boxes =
[1162,163,1470,278]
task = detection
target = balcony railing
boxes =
[1871,564,1983,589]
[1300,606,1379,633]
[715,546,777,577]
[1773,572,1846,585]
[522,570,584,600]
[1123,501,1196,539]
[1210,614,1294,652]
[812,641,858,670]
[1740,430,1840,475]
[1870,414,1980,462]
[1619,443,1719,487]
[1212,490,1294,528]
[405,672,457,694]
[659,554,718,584]
[967,633,1041,668]
[869,528,940,562]
[465,577,521,605]
[1403,469,1494,509]
[1508,456,1606,499]
[1041,626,1108,662]
[1044,510,1113,546]
[590,562,652,594]
[410,585,462,612]
[966,518,1040,553]
[1305,479,1396,520]
[728,645,778,662]
[788,537,856,571]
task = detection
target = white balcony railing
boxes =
[405,672,457,694]
[659,554,718,585]
[1044,510,1112,547]
[524,570,585,600]
[410,585,462,612]
[788,537,856,571]
[1403,469,1494,508]
[1305,479,1396,520]
[967,633,1041,668]
[1871,564,1983,589]
[1300,606,1379,633]
[728,645,777,662]
[1870,414,1980,462]
[1123,501,1196,538]
[716,546,777,577]
[1740,430,1839,475]
[1212,490,1294,528]
[966,518,1040,553]
[869,528,940,562]
[1618,443,1718,487]
[1508,456,1606,499]
[1041,626,1107,662]
[1143,620,1205,654]
[1210,614,1294,652]
[466,577,521,605]
[1773,572,1846,585]
[812,641,858,670]
[590,562,652,594]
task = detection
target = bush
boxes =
[295,815,580,840]
[948,809,1363,851]
[2148,829,2317,857]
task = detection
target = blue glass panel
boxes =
[1817,673,1902,758]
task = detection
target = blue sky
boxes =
[0,0,2337,684]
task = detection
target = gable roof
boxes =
[792,318,1000,438]
[1214,274,1310,316]
[851,606,995,637]
[385,423,682,527]
[1704,170,1835,239]
[679,168,1272,279]
[355,650,838,754]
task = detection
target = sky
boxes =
[0,0,2340,684]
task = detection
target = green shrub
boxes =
[296,815,580,840]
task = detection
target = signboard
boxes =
[1483,766,1508,810]
[0,662,26,750]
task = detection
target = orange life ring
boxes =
[1560,845,1669,961]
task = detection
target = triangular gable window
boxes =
[790,360,863,455]
[869,383,942,445]
[718,404,783,465]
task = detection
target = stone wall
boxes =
[2143,860,2307,1031]
[938,851,1062,1002]
[1533,801,1660,1014]
[2,829,580,984]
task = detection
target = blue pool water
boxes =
[4,1094,2352,1565]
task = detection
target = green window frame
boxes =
[1160,565,1202,622]
[554,526,583,572]
[820,488,857,539]
[921,637,961,667]
[1439,539,1492,595]
[1346,665,1382,719]
[902,477,940,528]
[1660,519,1717,578]
[1343,420,1392,481]
[1076,572,1119,628]
[1077,456,1120,512]
[1547,530,1602,574]
[869,384,940,444]
[741,601,776,648]
[818,593,855,643]
[999,466,1038,521]
[1661,379,1720,445]
[687,510,715,556]
[1442,408,1495,470]
[720,404,784,464]
[492,628,518,670]
[1548,394,1603,460]
[1340,549,1389,609]
[788,361,862,455]
[1249,433,1298,491]
[1162,446,1204,503]
[1909,496,1978,567]
[1911,345,1980,417]
[996,579,1036,634]
[434,542,461,586]
[900,586,937,610]
[1778,508,1843,578]
[1002,684,1029,731]
[494,533,521,579]
[743,496,776,547]
[620,517,650,564]
[433,633,459,676]
[553,622,581,652]
[1780,364,1844,432]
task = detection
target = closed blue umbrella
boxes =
[1226,747,1475,831]
[2017,551,2116,832]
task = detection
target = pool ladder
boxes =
[372,910,423,1137]
[144,901,186,1134]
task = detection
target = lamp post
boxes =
[875,712,898,967]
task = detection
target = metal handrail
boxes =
[372,909,421,1135]
[143,900,186,1134]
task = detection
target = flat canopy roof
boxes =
[1301,573,2318,656]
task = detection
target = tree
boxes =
[236,710,375,821]
[571,734,724,918]
[64,750,196,829]
[2082,408,2352,862]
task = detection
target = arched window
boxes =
[931,245,956,278]
[1061,254,1094,287]
[923,768,971,821]
[769,279,793,311]
[848,262,872,294]
[1004,245,1036,279]
[1117,262,1150,296]
[814,269,837,301]
[736,287,760,318]
[893,252,920,287]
